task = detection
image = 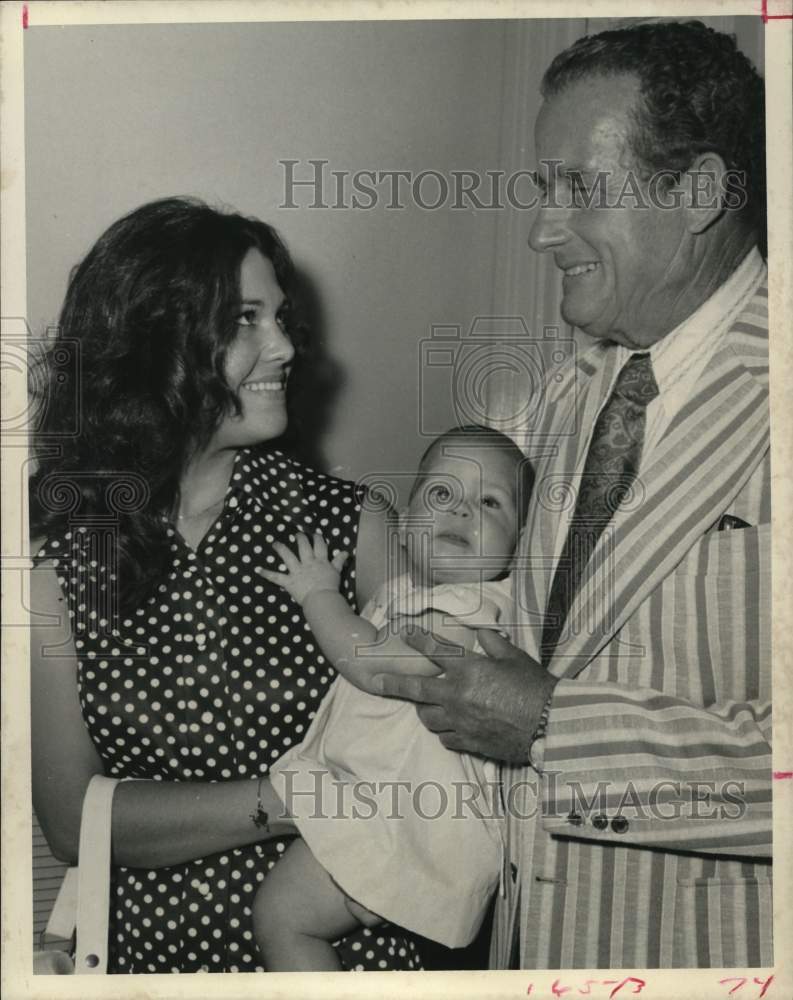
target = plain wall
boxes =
[25,19,527,483]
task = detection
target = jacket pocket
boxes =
[672,523,769,577]
[674,873,773,967]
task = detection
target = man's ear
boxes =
[681,151,729,234]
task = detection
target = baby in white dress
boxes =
[254,425,534,970]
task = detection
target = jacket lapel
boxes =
[516,343,621,657]
[544,284,769,676]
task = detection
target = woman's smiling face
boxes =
[211,249,295,451]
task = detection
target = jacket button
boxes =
[567,811,584,827]
[592,815,608,830]
[611,816,629,834]
[510,862,518,882]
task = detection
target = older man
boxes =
[378,21,770,968]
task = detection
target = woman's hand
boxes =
[257,530,348,605]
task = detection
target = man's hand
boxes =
[371,627,557,763]
[257,531,348,605]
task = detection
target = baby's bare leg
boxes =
[253,837,381,971]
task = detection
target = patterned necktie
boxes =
[540,352,659,667]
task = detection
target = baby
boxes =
[255,424,534,970]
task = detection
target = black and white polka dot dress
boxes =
[37,448,425,973]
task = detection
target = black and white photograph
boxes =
[1,1,791,997]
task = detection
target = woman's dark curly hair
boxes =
[541,20,766,255]
[29,196,305,611]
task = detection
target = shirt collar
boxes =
[574,246,766,386]
[162,447,296,534]
[647,246,766,396]
[228,446,291,510]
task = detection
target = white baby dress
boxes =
[269,573,515,948]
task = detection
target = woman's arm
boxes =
[30,558,293,869]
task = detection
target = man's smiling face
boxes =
[530,74,691,348]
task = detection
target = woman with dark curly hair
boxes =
[29,197,425,973]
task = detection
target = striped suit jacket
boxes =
[492,278,771,968]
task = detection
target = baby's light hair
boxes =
[410,424,535,528]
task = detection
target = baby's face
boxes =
[401,443,520,586]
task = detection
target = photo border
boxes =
[2,2,791,998]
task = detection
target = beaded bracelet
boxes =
[250,776,270,831]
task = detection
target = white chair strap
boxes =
[45,866,78,940]
[74,775,118,974]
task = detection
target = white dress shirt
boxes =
[626,246,765,458]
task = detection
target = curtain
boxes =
[485,18,585,438]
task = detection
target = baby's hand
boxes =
[257,530,348,604]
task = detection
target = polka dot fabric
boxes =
[37,448,424,973]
